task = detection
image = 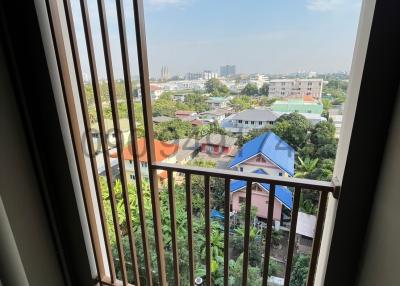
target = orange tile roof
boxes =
[150,84,161,92]
[303,95,315,102]
[111,138,178,162]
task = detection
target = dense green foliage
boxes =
[259,83,269,96]
[241,83,259,96]
[100,175,282,285]
[230,95,252,111]
[205,78,229,95]
[290,255,311,286]
[272,113,312,150]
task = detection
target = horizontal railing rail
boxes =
[152,162,337,192]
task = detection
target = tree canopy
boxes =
[241,83,259,96]
[272,113,312,150]
[205,78,229,95]
[259,83,269,96]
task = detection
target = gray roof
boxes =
[200,109,228,116]
[198,134,237,147]
[153,116,174,123]
[230,109,278,122]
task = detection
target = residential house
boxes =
[229,131,295,177]
[206,97,230,109]
[112,138,179,184]
[199,109,228,123]
[199,134,237,155]
[221,109,278,134]
[296,212,317,255]
[150,84,163,100]
[230,169,293,224]
[229,132,295,224]
[175,110,197,120]
[168,138,200,165]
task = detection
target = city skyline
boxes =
[72,0,362,79]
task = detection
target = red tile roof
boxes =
[111,138,178,162]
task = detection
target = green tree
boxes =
[258,96,276,107]
[259,83,269,96]
[153,92,179,117]
[184,93,210,113]
[272,113,312,150]
[192,123,226,138]
[290,255,310,286]
[310,121,336,148]
[231,95,252,111]
[241,83,259,96]
[154,119,193,141]
[309,159,334,181]
[295,157,319,179]
[205,78,229,95]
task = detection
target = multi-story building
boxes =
[220,65,236,77]
[203,70,218,80]
[160,65,169,81]
[269,78,323,99]
[221,109,278,134]
[184,72,203,80]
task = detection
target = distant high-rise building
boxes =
[161,66,169,81]
[220,65,236,77]
[185,72,203,81]
[203,70,218,80]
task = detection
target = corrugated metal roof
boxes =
[230,169,293,209]
[229,131,295,176]
[230,109,278,122]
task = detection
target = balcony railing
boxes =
[44,0,340,285]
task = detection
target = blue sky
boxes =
[71,0,362,79]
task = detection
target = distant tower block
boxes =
[161,65,169,81]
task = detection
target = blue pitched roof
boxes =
[230,169,293,209]
[229,131,295,176]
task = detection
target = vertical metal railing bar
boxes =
[306,191,328,286]
[78,0,127,281]
[241,181,253,286]
[261,184,276,286]
[45,0,105,278]
[167,171,181,286]
[96,0,141,284]
[62,0,115,280]
[185,173,195,285]
[131,0,168,285]
[283,187,301,286]
[223,178,230,286]
[114,0,153,284]
[204,175,211,286]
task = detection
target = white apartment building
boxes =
[269,78,323,99]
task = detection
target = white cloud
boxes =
[306,0,344,12]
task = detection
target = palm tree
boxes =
[295,157,319,179]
